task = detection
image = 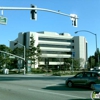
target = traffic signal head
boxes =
[14,41,18,46]
[30,4,37,20]
[70,14,78,27]
[72,18,77,27]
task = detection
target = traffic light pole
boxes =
[0,50,26,74]
[0,50,24,60]
[0,6,78,27]
[15,42,26,74]
[9,40,26,74]
[0,7,77,17]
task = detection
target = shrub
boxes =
[48,69,52,73]
[31,68,42,73]
[52,71,80,76]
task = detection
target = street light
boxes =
[75,30,99,66]
[9,40,26,74]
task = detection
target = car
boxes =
[91,84,100,99]
[65,71,100,89]
[93,84,100,92]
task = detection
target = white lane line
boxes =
[46,84,58,87]
[28,88,86,99]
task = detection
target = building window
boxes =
[67,52,72,55]
[72,40,74,43]
[39,44,73,49]
[39,37,73,43]
[72,46,74,49]
[41,51,69,54]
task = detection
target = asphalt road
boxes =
[0,74,92,100]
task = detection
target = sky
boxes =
[0,0,100,57]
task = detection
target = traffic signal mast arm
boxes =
[0,50,24,60]
[0,6,79,19]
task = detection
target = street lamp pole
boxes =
[15,42,26,74]
[75,30,99,66]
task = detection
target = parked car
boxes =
[65,71,100,89]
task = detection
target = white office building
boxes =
[10,31,88,69]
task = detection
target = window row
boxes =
[39,37,74,43]
[39,44,74,48]
[41,51,72,54]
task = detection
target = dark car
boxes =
[65,71,100,89]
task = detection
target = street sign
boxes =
[9,56,15,58]
[0,16,7,24]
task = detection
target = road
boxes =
[0,74,92,100]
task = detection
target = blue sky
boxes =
[0,0,100,57]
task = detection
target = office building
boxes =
[10,31,88,69]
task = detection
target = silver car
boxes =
[65,71,100,89]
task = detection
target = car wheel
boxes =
[67,81,73,88]
[90,83,95,90]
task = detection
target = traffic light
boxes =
[14,41,18,46]
[70,14,78,27]
[30,4,37,20]
[72,18,77,27]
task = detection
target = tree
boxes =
[26,34,41,69]
[73,59,80,70]
[64,58,72,70]
[37,45,42,66]
[72,58,84,71]
[88,56,95,68]
[87,48,100,69]
[94,48,100,66]
[11,47,24,69]
[12,47,24,57]
[0,45,12,68]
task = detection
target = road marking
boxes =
[28,88,86,99]
[46,84,58,87]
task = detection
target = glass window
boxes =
[72,40,74,43]
[39,37,73,43]
[92,72,100,77]
[76,73,84,78]
[39,44,73,49]
[84,72,91,77]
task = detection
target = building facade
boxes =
[10,31,88,69]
